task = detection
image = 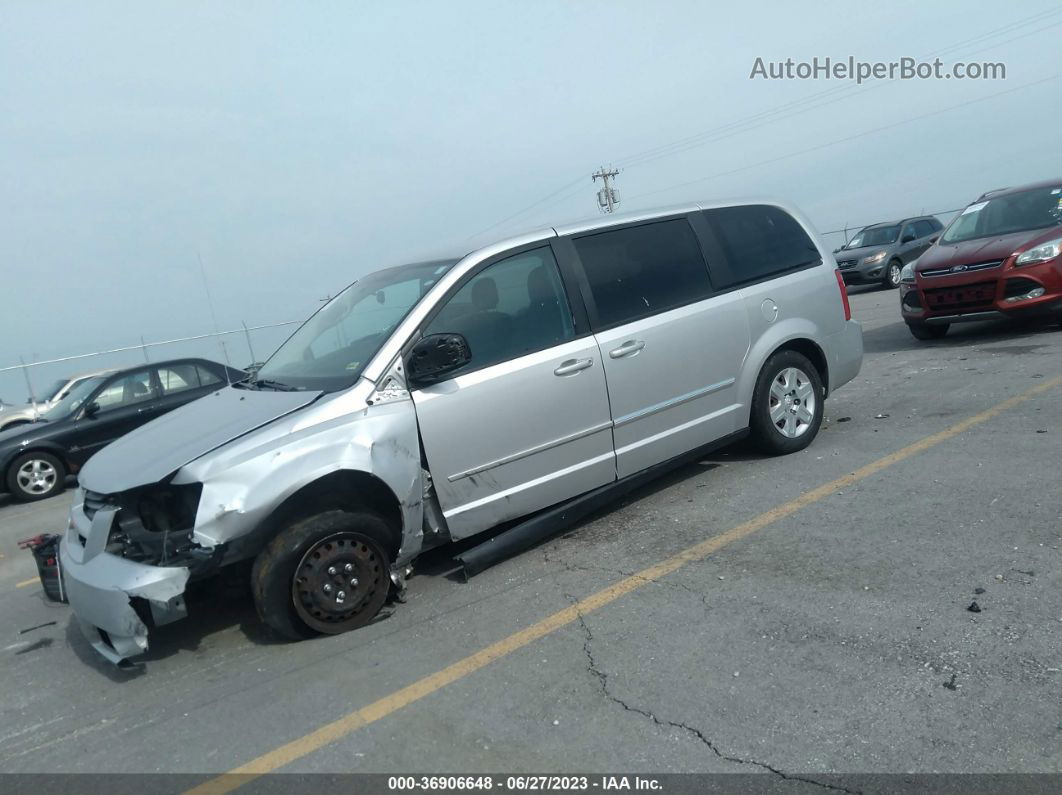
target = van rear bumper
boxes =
[826,320,863,395]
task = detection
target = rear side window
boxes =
[157,364,200,395]
[912,220,936,238]
[197,365,223,387]
[702,205,821,288]
[572,219,712,329]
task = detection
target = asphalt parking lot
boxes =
[0,286,1059,785]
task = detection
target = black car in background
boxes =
[0,358,245,501]
[835,215,943,288]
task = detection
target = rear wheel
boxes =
[6,452,66,502]
[907,322,949,340]
[251,510,393,640]
[882,259,903,289]
[749,351,824,455]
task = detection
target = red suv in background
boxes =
[899,178,1062,340]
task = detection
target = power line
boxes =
[624,71,1062,203]
[462,8,1062,237]
[819,208,964,239]
[614,10,1062,172]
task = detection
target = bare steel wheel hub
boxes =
[291,532,387,634]
[768,367,816,439]
[16,459,58,495]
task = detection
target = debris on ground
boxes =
[943,674,958,691]
[836,417,852,423]
[974,587,985,595]
[874,413,890,419]
[967,601,982,613]
[19,621,57,634]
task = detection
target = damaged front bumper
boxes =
[61,505,191,666]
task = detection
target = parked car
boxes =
[0,369,115,432]
[835,216,943,288]
[0,358,244,502]
[59,199,863,665]
[900,179,1062,339]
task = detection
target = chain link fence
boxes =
[0,320,300,409]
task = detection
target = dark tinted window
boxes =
[572,219,712,328]
[424,247,575,372]
[704,205,821,287]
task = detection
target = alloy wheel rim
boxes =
[768,367,816,438]
[16,459,57,495]
[889,263,901,285]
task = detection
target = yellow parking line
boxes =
[15,578,38,589]
[186,375,1062,795]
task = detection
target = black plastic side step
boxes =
[456,428,748,578]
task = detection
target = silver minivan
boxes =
[60,200,863,665]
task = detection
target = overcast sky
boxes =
[2,0,1060,399]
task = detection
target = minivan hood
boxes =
[918,227,1059,270]
[78,386,321,494]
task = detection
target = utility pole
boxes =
[592,166,620,213]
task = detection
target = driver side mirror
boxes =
[83,401,100,418]
[902,233,916,243]
[407,333,472,387]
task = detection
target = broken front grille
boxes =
[922,280,997,311]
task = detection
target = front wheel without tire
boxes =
[907,322,949,340]
[6,452,66,501]
[251,510,393,641]
[749,351,824,455]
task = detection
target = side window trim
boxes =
[565,214,716,333]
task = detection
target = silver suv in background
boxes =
[835,216,942,288]
[60,199,863,666]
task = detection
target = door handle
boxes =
[609,340,645,359]
[554,358,593,376]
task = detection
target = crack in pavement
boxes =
[570,604,861,795]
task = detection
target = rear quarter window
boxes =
[702,205,821,288]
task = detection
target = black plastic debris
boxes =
[967,601,982,613]
[943,674,958,691]
[974,587,985,595]
[874,413,890,419]
[19,621,57,634]
[836,417,852,423]
[17,534,67,604]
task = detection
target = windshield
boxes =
[846,225,899,248]
[256,259,456,392]
[941,186,1062,245]
[40,376,105,419]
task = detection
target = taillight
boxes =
[834,269,852,321]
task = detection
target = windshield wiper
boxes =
[253,379,300,392]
